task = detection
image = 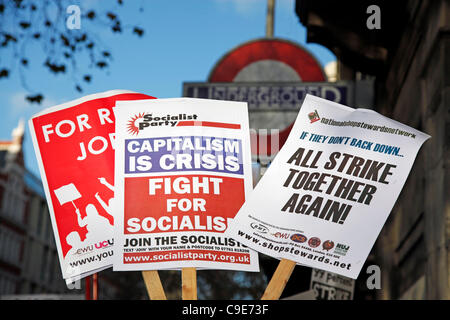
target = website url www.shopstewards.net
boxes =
[237,230,352,270]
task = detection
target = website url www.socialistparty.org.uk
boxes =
[69,250,113,268]
[237,230,352,271]
[123,249,250,264]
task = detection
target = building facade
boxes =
[0,121,68,296]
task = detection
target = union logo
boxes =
[322,240,335,251]
[290,234,307,243]
[308,237,321,248]
[308,109,320,123]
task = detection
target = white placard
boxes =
[227,94,430,279]
[113,98,259,272]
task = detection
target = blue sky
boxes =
[0,0,335,177]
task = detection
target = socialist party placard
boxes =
[227,94,430,279]
[29,90,155,283]
[113,98,259,271]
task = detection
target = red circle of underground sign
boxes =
[208,38,326,82]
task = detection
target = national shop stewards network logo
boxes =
[308,109,320,123]
[127,112,198,135]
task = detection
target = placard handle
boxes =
[142,270,167,300]
[182,267,197,300]
[261,259,296,300]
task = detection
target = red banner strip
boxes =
[177,121,241,129]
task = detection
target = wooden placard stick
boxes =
[92,273,98,300]
[182,267,198,300]
[142,270,167,300]
[261,259,296,300]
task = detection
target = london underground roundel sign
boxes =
[208,38,326,83]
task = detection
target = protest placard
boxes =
[29,90,155,283]
[310,268,354,300]
[112,98,259,277]
[226,94,430,297]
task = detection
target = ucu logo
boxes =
[94,239,113,249]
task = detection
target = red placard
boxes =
[30,91,155,280]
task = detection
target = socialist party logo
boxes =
[127,113,198,135]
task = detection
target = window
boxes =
[0,226,4,261]
[43,205,52,242]
[40,247,48,282]
[0,228,11,262]
[0,273,17,295]
[48,253,55,285]
[2,173,26,224]
[36,202,45,236]
[0,227,22,266]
